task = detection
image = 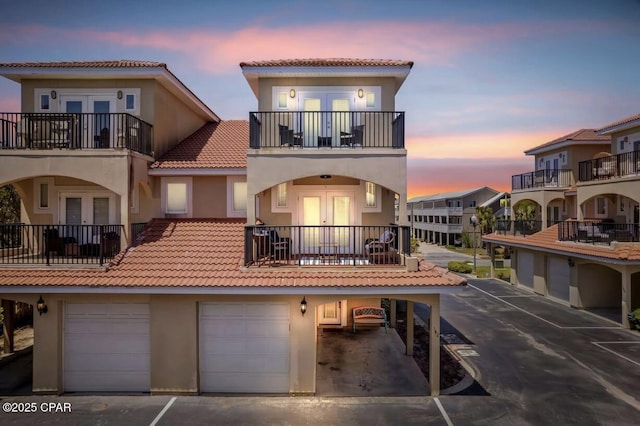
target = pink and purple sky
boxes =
[1,0,639,198]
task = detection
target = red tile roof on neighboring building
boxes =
[597,113,640,133]
[524,129,610,154]
[0,219,466,288]
[483,224,640,261]
[240,58,414,68]
[151,121,248,169]
[0,60,166,69]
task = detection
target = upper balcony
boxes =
[249,111,404,150]
[578,150,640,182]
[511,169,572,191]
[0,113,153,156]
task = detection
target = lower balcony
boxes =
[244,225,410,267]
[0,113,152,155]
[494,220,542,237]
[0,224,124,266]
[558,221,639,245]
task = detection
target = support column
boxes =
[429,295,440,396]
[1,299,15,354]
[489,243,495,278]
[406,301,414,356]
[389,299,397,328]
[622,267,631,329]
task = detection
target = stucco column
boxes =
[488,243,495,278]
[540,204,548,230]
[406,301,414,356]
[389,299,397,328]
[429,295,440,396]
[2,299,15,354]
[397,191,408,226]
[622,267,631,329]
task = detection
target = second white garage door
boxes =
[64,303,150,392]
[547,257,570,302]
[200,302,290,393]
[517,251,534,289]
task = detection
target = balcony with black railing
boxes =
[494,220,542,237]
[578,150,640,182]
[511,169,572,191]
[249,111,404,149]
[0,113,153,155]
[0,224,124,266]
[558,221,639,245]
[244,225,410,267]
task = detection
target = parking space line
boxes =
[149,396,176,426]
[496,295,537,298]
[592,342,640,368]
[434,397,454,426]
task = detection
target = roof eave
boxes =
[597,119,640,135]
[524,139,611,156]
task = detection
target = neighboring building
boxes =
[407,187,502,245]
[0,59,465,396]
[484,116,640,328]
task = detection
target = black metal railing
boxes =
[494,220,542,236]
[244,225,409,267]
[249,111,405,149]
[130,222,147,243]
[0,224,124,266]
[0,113,153,155]
[0,223,23,249]
[578,150,640,182]
[511,169,572,190]
[558,221,639,245]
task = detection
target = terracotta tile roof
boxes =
[240,58,414,68]
[483,224,640,261]
[0,60,166,69]
[0,219,466,289]
[597,113,640,133]
[524,129,610,154]
[151,121,248,169]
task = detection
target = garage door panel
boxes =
[548,257,570,301]
[200,303,290,393]
[64,303,150,392]
[518,252,534,288]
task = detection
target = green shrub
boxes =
[410,237,420,253]
[461,231,473,248]
[447,261,472,273]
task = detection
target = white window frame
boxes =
[271,182,290,211]
[595,196,608,218]
[226,176,247,218]
[34,89,56,112]
[362,181,382,213]
[33,177,54,212]
[122,90,141,115]
[161,176,192,217]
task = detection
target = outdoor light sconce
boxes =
[117,90,123,100]
[36,296,48,316]
[567,258,575,267]
[357,88,364,98]
[300,297,307,316]
[50,90,57,99]
[320,174,331,180]
[289,89,296,98]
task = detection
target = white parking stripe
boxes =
[149,396,176,426]
[592,342,640,368]
[434,397,454,426]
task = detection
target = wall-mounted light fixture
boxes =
[289,89,296,98]
[567,258,575,267]
[357,88,364,98]
[320,174,332,180]
[117,90,123,100]
[50,90,57,100]
[300,297,307,316]
[36,296,48,315]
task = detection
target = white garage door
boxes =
[200,303,290,393]
[518,251,534,289]
[547,257,570,302]
[64,303,150,392]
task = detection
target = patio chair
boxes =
[279,124,302,147]
[365,229,396,264]
[339,124,364,147]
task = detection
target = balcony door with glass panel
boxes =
[319,299,347,325]
[60,95,116,148]
[299,93,353,147]
[59,193,114,243]
[299,192,354,260]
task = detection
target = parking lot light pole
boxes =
[471,214,478,275]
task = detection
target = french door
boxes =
[299,192,354,256]
[59,192,115,243]
[61,95,116,148]
[300,93,354,147]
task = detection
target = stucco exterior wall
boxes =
[192,176,228,218]
[576,263,621,307]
